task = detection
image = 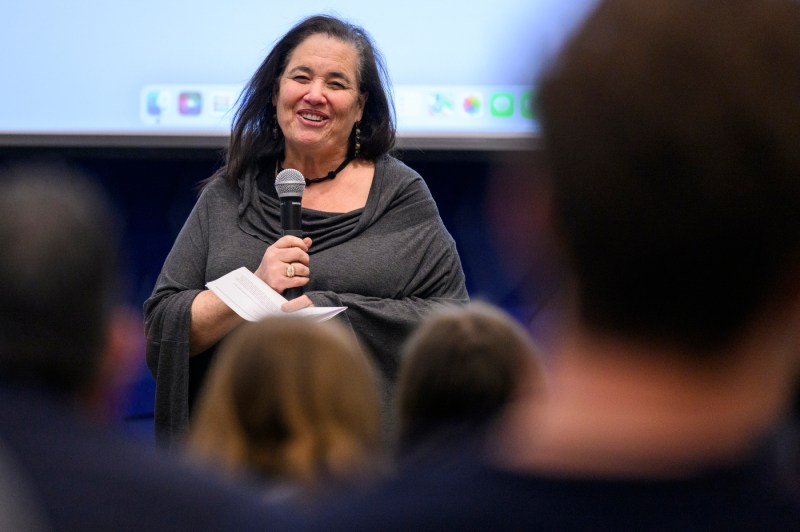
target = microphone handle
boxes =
[280,198,303,300]
[282,232,303,299]
[280,199,302,236]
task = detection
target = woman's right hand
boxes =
[255,235,313,293]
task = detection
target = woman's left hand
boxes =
[281,295,314,313]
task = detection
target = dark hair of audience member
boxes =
[186,315,388,501]
[0,162,120,395]
[536,0,800,354]
[396,302,544,457]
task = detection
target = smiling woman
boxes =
[144,14,469,447]
[275,34,366,169]
[273,34,375,214]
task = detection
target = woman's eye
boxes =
[329,82,346,89]
[292,75,310,82]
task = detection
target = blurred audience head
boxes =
[396,301,544,455]
[0,161,135,407]
[536,0,800,354]
[187,315,386,499]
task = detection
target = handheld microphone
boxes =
[275,168,306,300]
[275,168,305,237]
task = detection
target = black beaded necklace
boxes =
[277,156,354,186]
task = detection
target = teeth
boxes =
[300,113,324,122]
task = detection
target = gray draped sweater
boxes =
[144,155,469,446]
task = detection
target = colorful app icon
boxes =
[146,91,164,116]
[428,93,455,117]
[490,92,514,117]
[520,91,534,119]
[179,92,202,115]
[462,95,481,115]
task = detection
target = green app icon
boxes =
[520,91,534,119]
[490,93,514,117]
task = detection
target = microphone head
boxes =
[275,168,306,199]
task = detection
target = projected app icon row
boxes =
[145,91,232,116]
[140,85,240,127]
[400,89,534,120]
[427,92,533,118]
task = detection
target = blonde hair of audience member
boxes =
[187,316,386,498]
[396,302,544,456]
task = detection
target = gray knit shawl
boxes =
[144,155,468,446]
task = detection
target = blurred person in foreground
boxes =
[145,14,468,448]
[395,301,543,463]
[300,0,800,529]
[0,162,291,531]
[186,315,388,508]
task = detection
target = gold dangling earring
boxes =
[354,121,361,158]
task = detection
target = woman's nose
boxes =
[304,80,326,104]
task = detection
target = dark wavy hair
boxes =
[221,14,395,185]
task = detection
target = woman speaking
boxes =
[144,15,468,446]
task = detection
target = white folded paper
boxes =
[206,267,346,322]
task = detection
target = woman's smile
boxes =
[298,110,328,124]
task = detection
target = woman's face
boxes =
[274,33,366,159]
